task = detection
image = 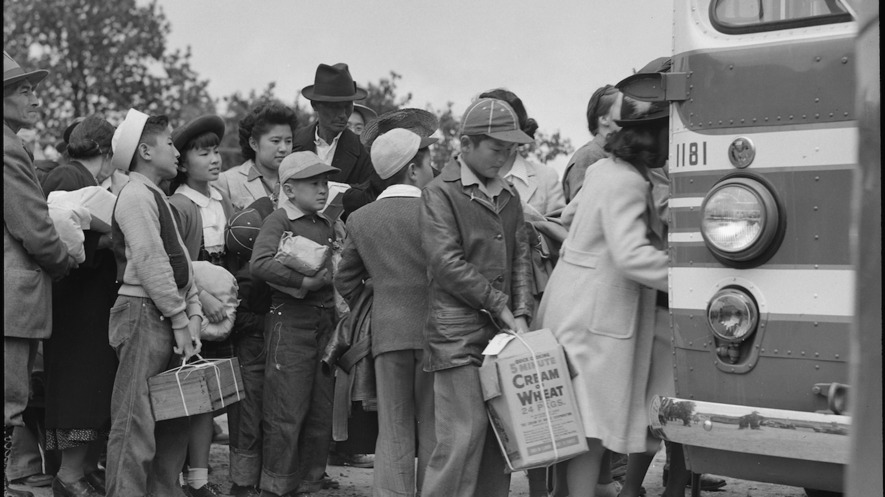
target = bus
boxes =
[624,1,879,495]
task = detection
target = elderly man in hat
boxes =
[293,63,373,187]
[3,51,78,497]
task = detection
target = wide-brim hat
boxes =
[172,114,225,152]
[360,108,439,147]
[111,108,149,171]
[3,51,48,88]
[278,151,341,184]
[301,63,368,102]
[352,103,378,123]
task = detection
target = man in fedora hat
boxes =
[3,50,78,497]
[293,63,373,188]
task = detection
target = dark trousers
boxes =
[229,332,266,487]
[259,300,335,496]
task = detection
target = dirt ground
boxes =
[17,414,811,496]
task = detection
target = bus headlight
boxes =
[700,177,782,264]
[707,287,759,342]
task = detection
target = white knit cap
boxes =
[370,128,437,180]
[111,108,149,171]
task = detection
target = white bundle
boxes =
[192,261,239,341]
[47,204,91,264]
[47,186,117,233]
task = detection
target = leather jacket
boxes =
[420,158,533,371]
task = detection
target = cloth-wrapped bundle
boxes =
[47,204,91,264]
[47,186,117,233]
[274,231,330,276]
[192,261,238,341]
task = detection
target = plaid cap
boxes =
[459,98,532,144]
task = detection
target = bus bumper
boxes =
[649,396,851,465]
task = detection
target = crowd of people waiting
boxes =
[4,49,730,497]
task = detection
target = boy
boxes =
[106,108,202,497]
[420,98,534,497]
[334,129,438,497]
[249,151,338,497]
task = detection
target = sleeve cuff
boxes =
[484,287,509,316]
[170,311,190,330]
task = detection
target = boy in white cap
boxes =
[334,128,437,497]
[419,98,534,497]
[105,109,202,497]
[248,152,339,497]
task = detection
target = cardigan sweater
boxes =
[113,172,201,330]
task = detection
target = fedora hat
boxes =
[3,51,49,88]
[301,63,368,102]
[360,108,439,147]
[172,114,225,152]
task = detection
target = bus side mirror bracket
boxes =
[619,72,690,102]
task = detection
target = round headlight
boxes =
[707,287,759,342]
[700,177,781,264]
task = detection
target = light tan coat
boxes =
[536,156,668,454]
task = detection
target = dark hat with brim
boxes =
[615,96,669,127]
[301,63,368,102]
[615,57,672,99]
[361,108,439,147]
[172,114,225,152]
[3,51,48,88]
[353,103,378,122]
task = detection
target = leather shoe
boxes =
[662,469,727,491]
[51,477,102,497]
[11,474,53,488]
[84,471,105,495]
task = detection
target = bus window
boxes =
[711,0,852,33]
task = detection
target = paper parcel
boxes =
[480,329,588,471]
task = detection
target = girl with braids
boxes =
[40,115,121,497]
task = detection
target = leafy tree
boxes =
[522,130,574,165]
[357,71,413,116]
[3,0,214,139]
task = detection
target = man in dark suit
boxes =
[4,50,77,497]
[293,63,373,189]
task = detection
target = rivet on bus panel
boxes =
[815,365,820,370]
[814,322,819,327]
[841,57,848,64]
[815,114,820,119]
[814,235,819,240]
[814,206,819,210]
[835,354,840,359]
[815,56,822,62]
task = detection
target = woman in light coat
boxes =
[536,94,673,497]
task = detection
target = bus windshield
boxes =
[712,0,852,33]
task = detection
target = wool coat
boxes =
[292,123,373,186]
[536,156,668,454]
[335,193,428,355]
[40,160,119,430]
[4,123,75,339]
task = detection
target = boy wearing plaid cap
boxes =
[419,98,534,497]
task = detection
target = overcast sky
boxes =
[152,0,673,173]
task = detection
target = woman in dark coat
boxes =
[41,115,120,496]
